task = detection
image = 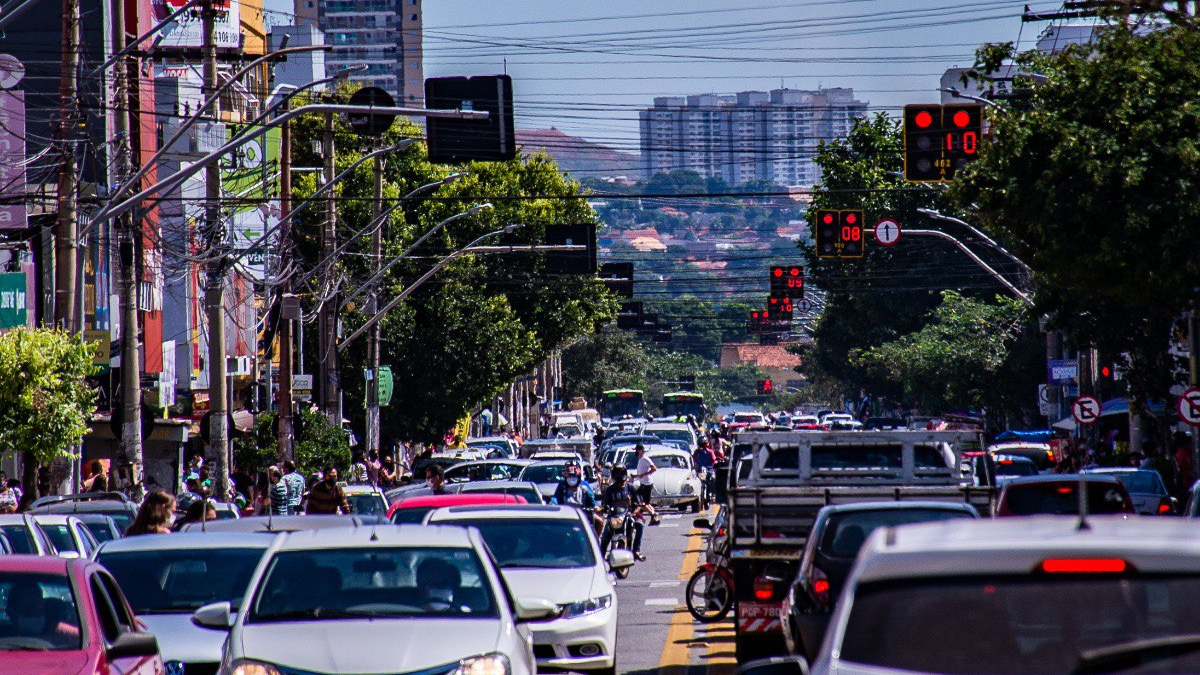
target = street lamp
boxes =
[939,87,1007,113]
[916,208,1032,275]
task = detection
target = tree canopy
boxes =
[0,328,96,464]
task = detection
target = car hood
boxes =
[500,566,605,606]
[0,650,91,675]
[652,468,697,494]
[239,618,504,673]
[140,612,228,663]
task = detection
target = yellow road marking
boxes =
[658,517,706,675]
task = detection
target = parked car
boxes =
[0,555,163,675]
[467,435,522,458]
[0,513,58,555]
[427,505,632,675]
[443,459,534,484]
[28,492,138,536]
[1081,467,1176,514]
[388,493,528,524]
[780,502,979,658]
[95,532,271,675]
[191,525,553,675]
[178,515,387,533]
[995,474,1134,516]
[32,515,100,559]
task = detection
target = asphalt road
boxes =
[613,508,736,675]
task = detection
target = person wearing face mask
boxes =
[7,580,81,647]
[416,557,464,612]
[425,464,449,495]
[550,463,602,531]
[125,489,177,535]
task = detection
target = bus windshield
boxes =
[662,394,704,420]
[603,391,645,419]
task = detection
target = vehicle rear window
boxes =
[37,524,75,555]
[840,575,1200,674]
[82,521,116,543]
[819,509,972,558]
[391,507,434,524]
[0,525,36,554]
[460,485,542,504]
[447,518,595,569]
[994,462,1038,477]
[765,445,951,471]
[1111,472,1164,495]
[98,548,265,613]
[347,493,388,517]
[1004,482,1130,515]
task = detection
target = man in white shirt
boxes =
[633,444,662,525]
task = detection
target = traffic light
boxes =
[767,296,793,321]
[770,265,787,296]
[943,104,982,180]
[839,210,864,258]
[425,75,516,163]
[758,379,774,394]
[904,104,943,182]
[815,209,840,259]
[770,265,804,298]
[599,262,634,298]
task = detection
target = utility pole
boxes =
[112,0,144,496]
[1189,310,1199,474]
[201,0,231,498]
[277,115,294,461]
[318,113,339,425]
[366,153,383,456]
[55,0,79,331]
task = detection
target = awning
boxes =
[1051,398,1171,432]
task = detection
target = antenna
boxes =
[1077,476,1090,531]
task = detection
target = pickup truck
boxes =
[727,430,994,661]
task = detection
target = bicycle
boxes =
[685,551,734,622]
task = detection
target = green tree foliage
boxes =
[0,328,96,463]
[951,26,1200,404]
[236,408,352,476]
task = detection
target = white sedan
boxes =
[428,504,632,675]
[192,525,556,675]
[622,447,703,512]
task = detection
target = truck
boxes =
[726,430,994,660]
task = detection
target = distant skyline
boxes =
[423,0,1086,150]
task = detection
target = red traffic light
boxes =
[1100,366,1111,378]
[789,267,800,277]
[844,212,857,225]
[822,213,834,224]
[914,110,934,128]
[952,109,971,128]
[773,268,783,277]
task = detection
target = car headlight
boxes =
[227,661,282,675]
[559,594,613,619]
[681,483,695,495]
[454,653,511,675]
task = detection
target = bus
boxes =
[601,389,646,421]
[661,391,706,421]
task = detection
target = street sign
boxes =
[378,366,394,407]
[1072,396,1101,425]
[1178,387,1200,427]
[293,374,313,402]
[1047,358,1078,385]
[1038,384,1053,417]
[797,299,813,313]
[874,219,901,247]
[347,86,397,136]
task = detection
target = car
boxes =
[521,439,594,463]
[642,422,698,452]
[804,516,1200,675]
[427,505,632,675]
[444,459,534,484]
[467,435,522,458]
[409,455,476,484]
[94,532,272,675]
[28,492,138,535]
[987,441,1056,471]
[388,493,529,524]
[0,555,163,675]
[780,502,980,658]
[641,448,703,511]
[456,480,545,505]
[72,514,122,544]
[178,514,387,533]
[862,417,907,431]
[598,434,661,454]
[731,412,766,431]
[818,413,854,426]
[995,473,1134,516]
[519,460,600,501]
[1081,467,1176,514]
[32,514,100,559]
[0,533,11,554]
[976,453,1039,487]
[341,484,390,517]
[190,525,553,675]
[0,513,58,555]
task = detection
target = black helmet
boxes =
[610,465,629,482]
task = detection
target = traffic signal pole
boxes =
[278,113,294,462]
[318,113,340,426]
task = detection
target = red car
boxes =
[387,493,526,524]
[0,556,162,675]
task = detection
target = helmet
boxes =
[610,465,628,482]
[564,463,582,478]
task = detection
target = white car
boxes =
[641,422,698,452]
[468,435,522,459]
[819,413,855,426]
[193,525,555,675]
[427,505,632,675]
[617,447,703,512]
[31,514,100,558]
[341,484,390,517]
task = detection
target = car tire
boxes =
[691,499,701,513]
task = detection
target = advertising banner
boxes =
[0,272,27,329]
[151,0,240,50]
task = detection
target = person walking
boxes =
[305,466,351,514]
[281,460,305,514]
[426,464,450,495]
[348,451,369,484]
[126,490,177,536]
[0,479,18,514]
[267,467,289,515]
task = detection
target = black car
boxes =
[781,501,979,659]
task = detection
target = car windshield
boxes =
[1004,482,1129,515]
[0,573,82,651]
[346,493,388,516]
[649,454,690,470]
[459,485,542,504]
[819,509,972,559]
[36,525,76,554]
[521,465,566,484]
[106,513,133,532]
[81,521,116,544]
[451,518,595,569]
[840,574,1200,675]
[0,525,36,554]
[250,547,497,622]
[649,429,692,444]
[98,547,266,613]
[995,461,1038,477]
[1110,472,1165,495]
[391,507,435,525]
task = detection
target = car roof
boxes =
[643,422,690,429]
[428,504,578,521]
[275,524,474,551]
[342,484,385,494]
[97,531,272,553]
[396,494,526,508]
[28,514,84,525]
[525,459,580,467]
[0,514,35,525]
[1081,467,1154,475]
[817,501,979,516]
[452,459,533,466]
[178,515,385,533]
[646,447,689,458]
[29,501,133,514]
[988,441,1051,450]
[468,436,515,443]
[992,454,1037,463]
[458,480,538,489]
[1004,473,1122,486]
[855,516,1200,582]
[0,555,71,573]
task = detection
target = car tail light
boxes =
[1039,558,1128,574]
[1057,486,1073,494]
[811,566,831,607]
[1047,449,1056,464]
[754,575,777,601]
[716,526,727,537]
[1159,502,1172,514]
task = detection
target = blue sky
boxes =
[422,0,1070,149]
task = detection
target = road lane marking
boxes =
[650,580,682,588]
[657,516,709,675]
[646,598,682,606]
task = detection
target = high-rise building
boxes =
[294,0,423,105]
[638,88,867,186]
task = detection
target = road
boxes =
[613,509,736,675]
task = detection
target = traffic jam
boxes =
[2,394,1200,675]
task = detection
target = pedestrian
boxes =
[426,464,449,495]
[175,499,218,530]
[281,460,305,514]
[0,473,22,508]
[305,466,351,514]
[481,407,494,437]
[632,444,661,525]
[267,467,289,515]
[83,461,108,492]
[367,450,381,485]
[0,478,17,514]
[379,453,398,489]
[125,490,177,536]
[348,451,369,484]
[176,478,203,512]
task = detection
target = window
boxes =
[449,518,596,569]
[90,577,123,643]
[818,509,972,559]
[0,573,82,650]
[410,13,418,20]
[97,547,266,613]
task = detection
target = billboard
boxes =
[151,0,240,50]
[0,272,28,329]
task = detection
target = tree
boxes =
[562,326,649,405]
[237,409,352,477]
[0,328,96,495]
[951,26,1200,408]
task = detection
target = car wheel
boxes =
[691,499,701,513]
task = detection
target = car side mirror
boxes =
[192,601,235,630]
[693,517,711,529]
[736,657,809,675]
[514,597,560,622]
[607,549,634,571]
[107,630,160,660]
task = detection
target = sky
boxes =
[421,0,1078,150]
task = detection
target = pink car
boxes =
[0,556,163,675]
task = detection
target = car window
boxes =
[0,573,82,650]
[1112,472,1165,495]
[250,547,498,622]
[994,461,1038,477]
[651,454,690,470]
[90,576,123,643]
[459,485,542,504]
[819,509,972,558]
[840,575,1200,675]
[98,547,266,613]
[38,524,77,555]
[1004,482,1130,515]
[0,525,36,554]
[97,572,136,631]
[391,507,435,524]
[75,525,97,557]
[520,465,566,484]
[449,518,596,569]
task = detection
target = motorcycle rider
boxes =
[600,465,647,561]
[550,463,603,531]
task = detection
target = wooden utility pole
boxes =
[54,0,79,332]
[277,115,294,460]
[318,113,339,425]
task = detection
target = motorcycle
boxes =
[601,507,637,579]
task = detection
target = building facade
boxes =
[638,88,868,187]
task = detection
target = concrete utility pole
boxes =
[318,113,340,425]
[277,115,294,461]
[112,0,144,495]
[201,0,231,498]
[54,0,79,331]
[366,153,384,456]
